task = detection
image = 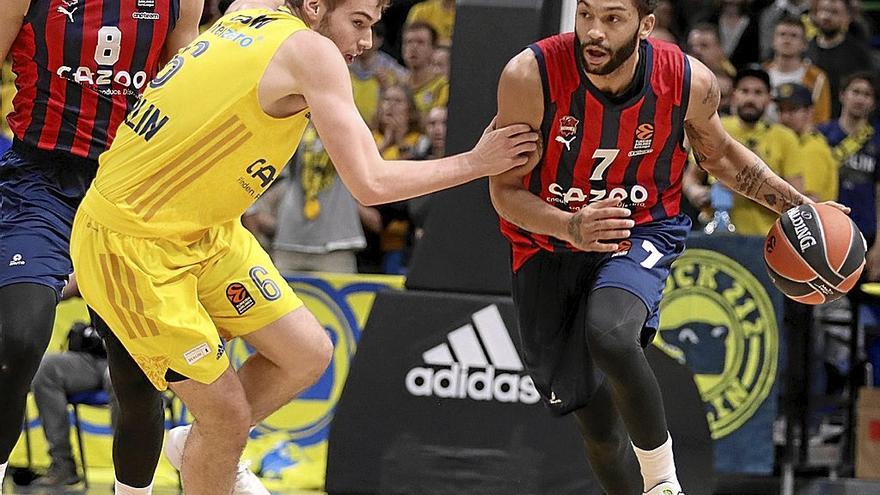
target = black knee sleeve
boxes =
[585,287,648,375]
[584,287,668,450]
[0,283,57,462]
[92,311,165,487]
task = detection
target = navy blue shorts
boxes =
[0,141,98,297]
[511,214,691,415]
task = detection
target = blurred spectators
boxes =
[717,71,735,116]
[243,124,367,274]
[402,21,449,116]
[711,0,761,68]
[688,23,737,78]
[818,72,880,280]
[431,46,451,81]
[765,15,832,124]
[361,85,430,273]
[649,0,680,43]
[408,106,448,244]
[758,0,810,60]
[405,0,456,47]
[775,82,838,202]
[1,62,14,154]
[726,66,806,235]
[807,0,875,117]
[351,22,409,125]
[31,320,114,487]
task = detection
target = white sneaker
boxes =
[644,481,685,495]
[164,425,270,495]
[232,460,270,495]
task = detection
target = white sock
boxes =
[1,461,7,494]
[115,479,153,495]
[632,432,679,492]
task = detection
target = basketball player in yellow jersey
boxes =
[70,1,537,493]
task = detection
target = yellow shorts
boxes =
[70,210,303,390]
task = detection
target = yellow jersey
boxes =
[798,131,838,203]
[83,9,311,239]
[406,0,455,47]
[412,75,448,115]
[722,116,805,236]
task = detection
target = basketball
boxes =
[764,204,867,305]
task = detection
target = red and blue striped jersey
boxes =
[500,34,692,271]
[7,0,179,160]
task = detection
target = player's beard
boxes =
[581,28,639,76]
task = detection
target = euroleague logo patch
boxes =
[226,282,256,315]
[655,249,778,439]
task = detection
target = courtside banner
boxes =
[9,272,404,491]
[326,290,713,495]
[654,235,784,474]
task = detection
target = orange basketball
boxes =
[764,204,866,305]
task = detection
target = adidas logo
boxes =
[405,305,540,404]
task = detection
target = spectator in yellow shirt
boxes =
[725,66,806,235]
[350,22,409,124]
[775,82,838,202]
[402,21,449,117]
[406,0,456,47]
[764,16,832,125]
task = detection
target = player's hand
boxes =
[471,118,539,176]
[563,197,635,252]
[818,200,851,215]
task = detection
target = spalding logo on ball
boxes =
[764,204,866,305]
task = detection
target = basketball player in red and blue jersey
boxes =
[490,1,847,494]
[0,0,201,492]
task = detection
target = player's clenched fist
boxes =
[470,118,539,176]
[563,197,635,253]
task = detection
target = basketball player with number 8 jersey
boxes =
[0,0,203,492]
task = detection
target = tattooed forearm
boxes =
[733,158,805,213]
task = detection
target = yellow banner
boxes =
[9,272,404,490]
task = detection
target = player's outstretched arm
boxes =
[285,31,538,205]
[160,0,204,64]
[0,0,29,63]
[488,49,633,253]
[683,57,848,215]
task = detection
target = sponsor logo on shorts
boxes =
[226,282,256,315]
[8,254,26,267]
[405,305,540,404]
[612,239,633,257]
[655,249,778,439]
[136,0,154,7]
[184,342,212,365]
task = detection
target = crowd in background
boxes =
[3,0,878,277]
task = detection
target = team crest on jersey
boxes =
[630,123,654,157]
[555,116,580,151]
